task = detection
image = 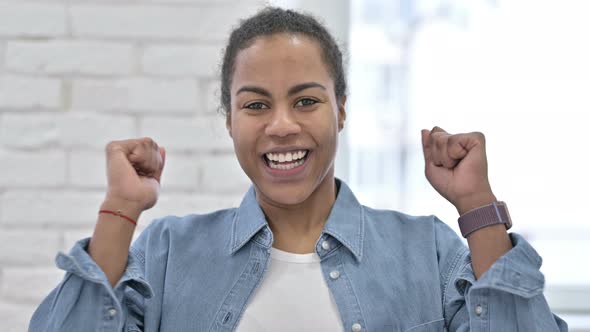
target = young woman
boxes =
[30,7,566,332]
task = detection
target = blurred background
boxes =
[0,0,588,330]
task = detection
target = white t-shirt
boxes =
[235,247,344,332]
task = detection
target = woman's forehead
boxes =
[232,33,333,90]
[242,33,317,53]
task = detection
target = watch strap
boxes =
[458,201,512,238]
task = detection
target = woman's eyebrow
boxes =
[288,82,326,95]
[235,82,326,97]
[236,86,271,97]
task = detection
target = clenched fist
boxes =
[104,137,166,213]
[421,127,496,215]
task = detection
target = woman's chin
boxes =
[255,183,311,207]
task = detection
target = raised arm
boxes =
[422,127,567,330]
[29,138,165,331]
[421,127,511,278]
[90,138,165,286]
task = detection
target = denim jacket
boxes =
[30,180,567,331]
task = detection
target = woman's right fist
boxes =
[104,138,166,212]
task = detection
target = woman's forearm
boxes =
[455,193,513,279]
[88,198,142,287]
[466,224,512,279]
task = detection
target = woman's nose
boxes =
[264,107,301,137]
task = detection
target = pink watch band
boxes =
[458,201,512,238]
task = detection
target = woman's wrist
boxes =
[455,192,498,216]
[100,197,144,224]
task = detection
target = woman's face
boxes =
[227,33,346,206]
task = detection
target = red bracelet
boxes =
[99,210,137,226]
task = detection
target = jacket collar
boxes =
[229,185,269,255]
[229,178,365,262]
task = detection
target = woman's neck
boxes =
[256,175,337,254]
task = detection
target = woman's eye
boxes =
[245,102,268,110]
[295,98,317,107]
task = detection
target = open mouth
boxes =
[263,149,310,171]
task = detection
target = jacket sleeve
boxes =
[28,223,156,332]
[433,217,568,332]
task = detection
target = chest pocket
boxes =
[402,318,445,332]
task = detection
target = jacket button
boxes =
[321,241,331,250]
[351,323,362,332]
[107,308,117,317]
[475,305,483,316]
[329,270,340,280]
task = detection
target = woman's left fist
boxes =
[421,126,497,215]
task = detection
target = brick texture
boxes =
[142,44,222,77]
[0,75,61,109]
[0,112,136,149]
[139,115,233,151]
[0,3,67,38]
[70,4,261,41]
[1,190,109,227]
[0,267,64,303]
[0,230,61,266]
[0,150,66,187]
[71,78,198,113]
[199,154,252,194]
[5,40,135,76]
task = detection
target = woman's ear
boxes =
[337,95,347,132]
[226,113,233,138]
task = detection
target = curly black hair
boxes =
[220,6,347,115]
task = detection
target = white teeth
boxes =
[267,157,305,170]
[264,150,308,170]
[265,150,308,162]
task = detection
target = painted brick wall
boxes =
[0,1,262,330]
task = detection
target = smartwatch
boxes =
[458,201,512,238]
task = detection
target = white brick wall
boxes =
[5,40,135,76]
[71,78,199,112]
[139,115,233,151]
[0,75,61,109]
[0,267,64,303]
[0,150,67,187]
[200,154,253,193]
[0,1,261,330]
[0,3,67,38]
[142,44,222,77]
[0,230,61,265]
[1,190,106,227]
[69,4,260,41]
[0,301,37,332]
[0,112,137,149]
